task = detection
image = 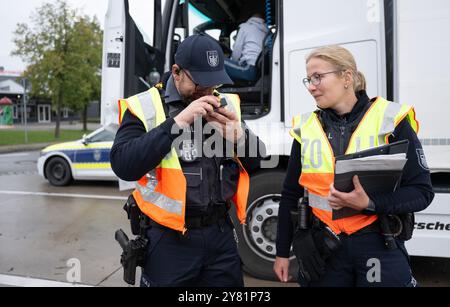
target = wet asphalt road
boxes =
[0,152,40,176]
[0,151,449,287]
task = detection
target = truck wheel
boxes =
[45,157,73,186]
[231,170,299,281]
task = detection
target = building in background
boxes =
[0,66,100,124]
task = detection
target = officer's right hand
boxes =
[274,257,291,283]
[174,96,220,128]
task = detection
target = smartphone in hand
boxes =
[214,98,228,112]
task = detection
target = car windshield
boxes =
[87,129,116,143]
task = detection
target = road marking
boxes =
[0,153,31,158]
[0,274,93,287]
[0,171,38,176]
[0,190,128,201]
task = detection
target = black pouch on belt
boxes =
[123,195,142,236]
[396,213,415,241]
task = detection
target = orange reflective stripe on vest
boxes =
[291,97,419,235]
[118,88,249,232]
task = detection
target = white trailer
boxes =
[101,0,450,280]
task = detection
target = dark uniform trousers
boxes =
[140,220,244,287]
[304,232,417,287]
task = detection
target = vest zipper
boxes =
[339,121,346,156]
[335,119,347,233]
[211,158,220,204]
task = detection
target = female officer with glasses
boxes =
[274,45,434,287]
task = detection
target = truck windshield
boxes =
[129,0,215,45]
[188,2,216,38]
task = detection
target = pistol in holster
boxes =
[114,195,150,285]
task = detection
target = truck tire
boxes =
[230,170,299,281]
[45,157,73,186]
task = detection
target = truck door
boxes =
[282,0,387,126]
[101,0,167,127]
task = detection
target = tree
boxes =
[12,0,103,137]
[64,17,103,132]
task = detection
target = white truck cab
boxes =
[101,0,450,280]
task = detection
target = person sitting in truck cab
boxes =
[224,1,268,83]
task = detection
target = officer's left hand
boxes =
[205,108,244,144]
[328,176,370,211]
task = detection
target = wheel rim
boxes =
[242,194,281,262]
[52,163,65,181]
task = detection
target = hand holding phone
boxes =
[214,98,228,111]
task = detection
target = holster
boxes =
[310,218,342,261]
[115,195,151,285]
[292,210,342,284]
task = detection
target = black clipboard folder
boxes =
[335,140,409,161]
[332,140,409,220]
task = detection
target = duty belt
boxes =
[351,220,381,236]
[149,204,229,230]
[312,216,380,236]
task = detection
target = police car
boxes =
[37,126,117,186]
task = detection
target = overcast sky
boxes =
[0,0,109,72]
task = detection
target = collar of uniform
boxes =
[164,76,182,104]
[322,90,371,123]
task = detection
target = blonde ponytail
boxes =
[354,71,367,92]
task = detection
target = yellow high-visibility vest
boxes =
[290,97,419,235]
[119,88,249,233]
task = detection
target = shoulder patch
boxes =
[416,148,429,170]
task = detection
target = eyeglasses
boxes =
[182,69,222,91]
[302,70,343,88]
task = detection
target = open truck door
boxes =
[100,0,170,190]
[101,0,166,127]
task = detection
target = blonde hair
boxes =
[306,45,367,92]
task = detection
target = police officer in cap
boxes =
[111,33,266,287]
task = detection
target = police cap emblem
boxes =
[207,51,219,68]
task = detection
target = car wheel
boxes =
[45,157,73,186]
[230,170,299,281]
